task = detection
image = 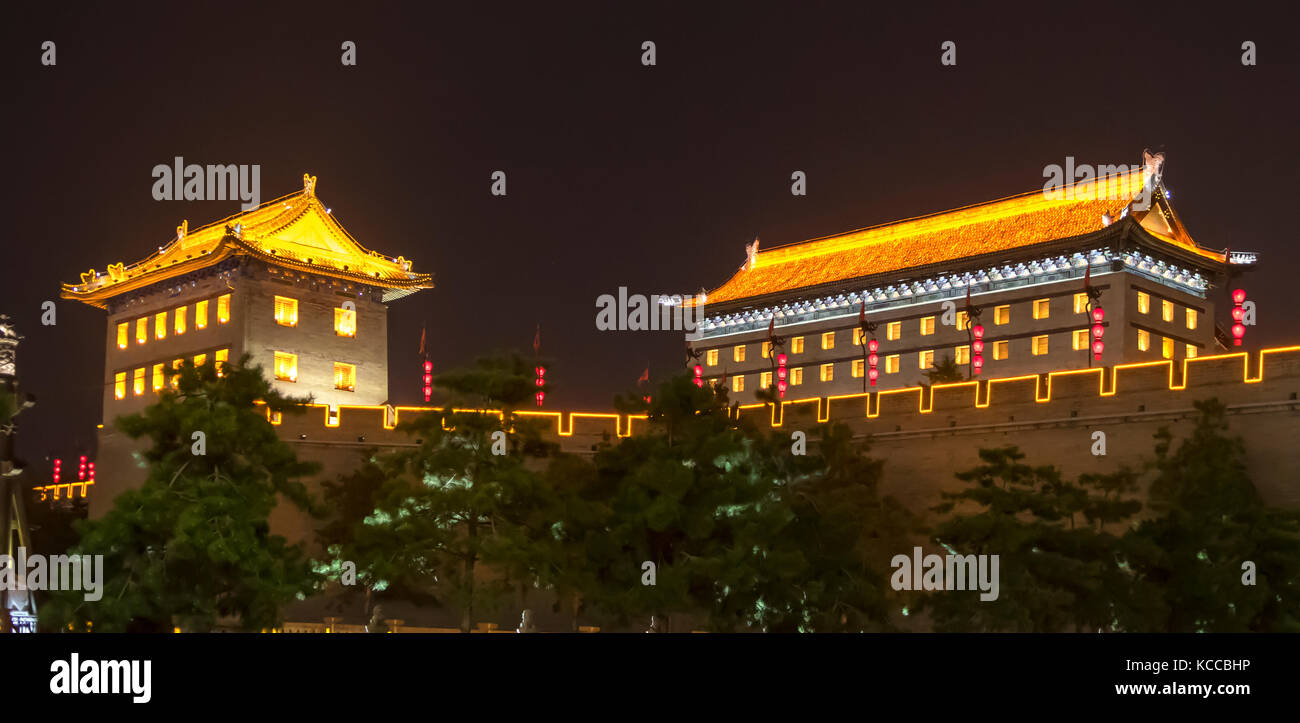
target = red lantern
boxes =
[1092,340,1105,359]
[1232,323,1246,342]
[1091,323,1104,339]
[868,338,880,385]
[52,458,61,485]
[1230,290,1247,346]
[88,462,95,482]
[78,455,87,482]
[1231,306,1244,322]
[422,360,433,402]
[972,324,985,339]
[776,353,787,366]
[972,357,984,371]
[535,391,545,404]
[867,339,879,353]
[1091,307,1105,323]
[535,366,546,404]
[776,349,789,398]
[868,368,879,381]
[972,340,984,354]
[777,380,788,393]
[777,367,787,381]
[693,363,704,387]
[1232,289,1247,305]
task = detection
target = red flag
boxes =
[766,317,775,341]
[418,326,426,357]
[1083,264,1091,289]
[858,301,866,325]
[533,324,541,355]
[637,366,649,384]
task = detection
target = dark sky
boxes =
[4,2,1297,467]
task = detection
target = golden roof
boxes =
[705,168,1225,305]
[62,174,433,308]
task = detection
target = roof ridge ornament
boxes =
[303,173,317,195]
[743,237,760,271]
[176,219,188,242]
[1141,149,1165,185]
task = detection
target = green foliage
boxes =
[923,353,966,384]
[40,356,321,632]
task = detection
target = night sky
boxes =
[4,2,1297,469]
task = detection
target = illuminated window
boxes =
[919,350,934,370]
[1186,344,1198,359]
[1033,299,1050,320]
[155,311,167,340]
[994,305,1010,325]
[136,317,148,345]
[852,359,864,378]
[194,353,206,367]
[760,371,772,388]
[171,359,182,389]
[132,367,145,396]
[920,317,935,336]
[887,321,901,341]
[174,306,187,335]
[335,307,357,337]
[217,294,231,324]
[116,323,128,350]
[993,340,1009,360]
[733,345,746,363]
[334,362,357,391]
[1185,308,1197,330]
[1161,300,1174,323]
[1137,291,1150,314]
[215,349,229,376]
[956,311,969,331]
[885,354,900,374]
[820,363,834,382]
[274,352,298,382]
[1138,329,1150,351]
[152,363,164,392]
[1032,335,1049,356]
[853,328,865,346]
[1073,329,1089,350]
[791,367,803,385]
[761,341,772,359]
[1073,293,1089,314]
[955,345,970,365]
[732,375,745,393]
[196,300,209,329]
[1161,337,1173,359]
[114,372,126,400]
[706,349,718,366]
[791,336,804,354]
[821,332,835,350]
[274,296,298,327]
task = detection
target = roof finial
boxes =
[303,173,317,195]
[744,237,760,271]
[1141,149,1165,184]
[176,219,188,241]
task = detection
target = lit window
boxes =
[761,341,772,359]
[1073,293,1089,314]
[114,372,126,400]
[334,362,357,391]
[1185,308,1197,330]
[116,323,128,350]
[1032,335,1049,356]
[760,371,773,388]
[994,305,1010,325]
[335,307,357,337]
[1073,329,1089,350]
[852,359,864,378]
[993,340,1009,360]
[920,317,935,336]
[171,359,182,389]
[1138,329,1150,351]
[136,317,148,345]
[215,349,229,376]
[1161,300,1174,323]
[274,296,298,327]
[155,311,167,340]
[194,353,206,367]
[791,336,804,354]
[732,375,745,393]
[1137,291,1150,314]
[733,345,746,363]
[174,306,187,335]
[853,328,865,346]
[152,363,164,392]
[1186,344,1197,359]
[268,410,282,425]
[919,350,934,370]
[885,355,899,374]
[274,352,298,382]
[955,345,970,365]
[1033,299,1050,320]
[706,349,719,366]
[791,367,803,385]
[217,294,231,324]
[956,311,969,331]
[1161,337,1173,359]
[133,368,145,396]
[821,332,835,350]
[820,363,834,382]
[887,321,901,341]
[196,300,209,329]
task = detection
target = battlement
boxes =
[269,346,1300,450]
